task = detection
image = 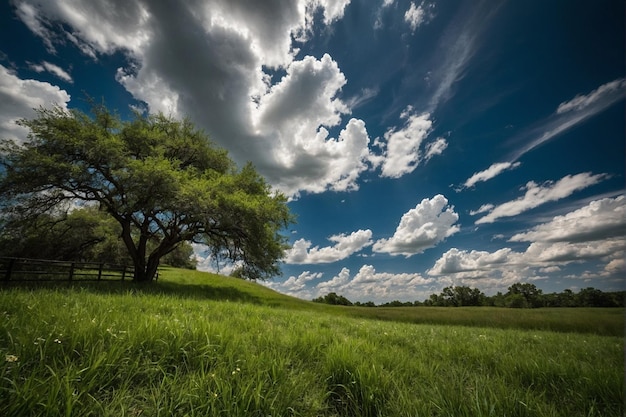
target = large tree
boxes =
[0,104,292,282]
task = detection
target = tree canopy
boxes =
[0,104,293,282]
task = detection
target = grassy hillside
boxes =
[1,268,623,416]
[158,268,624,336]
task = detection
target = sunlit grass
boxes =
[0,268,623,416]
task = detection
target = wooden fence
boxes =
[0,257,134,283]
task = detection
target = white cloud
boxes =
[316,264,434,303]
[255,54,348,131]
[263,270,323,299]
[428,239,626,287]
[469,204,494,216]
[404,2,426,31]
[556,78,626,114]
[424,1,501,111]
[316,267,351,293]
[378,107,434,178]
[29,61,73,83]
[252,54,377,196]
[510,195,626,243]
[374,0,397,29]
[191,242,239,276]
[511,78,626,161]
[14,0,150,57]
[15,0,372,199]
[475,172,608,224]
[0,64,71,143]
[281,271,323,291]
[428,247,514,275]
[373,194,460,256]
[461,161,521,189]
[429,196,626,289]
[604,257,626,274]
[14,2,57,52]
[424,137,448,161]
[284,229,373,264]
[523,240,626,264]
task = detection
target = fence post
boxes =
[121,266,126,282]
[4,258,15,282]
[98,263,103,281]
[69,262,75,282]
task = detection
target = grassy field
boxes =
[1,268,624,416]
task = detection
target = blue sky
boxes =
[1,0,624,302]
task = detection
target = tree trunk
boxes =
[132,258,151,282]
[132,250,163,282]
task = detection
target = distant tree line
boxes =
[312,292,354,306]
[313,283,625,308]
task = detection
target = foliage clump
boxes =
[0,104,293,281]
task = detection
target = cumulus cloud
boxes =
[284,229,373,264]
[604,257,626,274]
[14,0,374,199]
[429,239,625,282]
[191,242,240,276]
[461,161,521,189]
[510,195,626,243]
[373,194,460,256]
[377,107,436,178]
[262,270,323,299]
[430,196,626,287]
[404,2,426,31]
[253,54,376,196]
[281,271,323,292]
[523,240,625,264]
[475,172,608,224]
[0,64,71,143]
[428,248,514,275]
[29,61,73,83]
[316,264,434,302]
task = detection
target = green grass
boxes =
[1,268,624,416]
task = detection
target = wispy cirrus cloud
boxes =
[474,172,608,224]
[460,161,521,190]
[458,79,625,191]
[28,61,73,83]
[556,79,626,114]
[425,0,502,112]
[510,78,626,161]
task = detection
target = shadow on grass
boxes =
[0,279,263,304]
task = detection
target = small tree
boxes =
[0,104,293,282]
[507,283,544,308]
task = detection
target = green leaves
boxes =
[0,104,293,282]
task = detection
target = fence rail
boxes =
[1,257,134,283]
